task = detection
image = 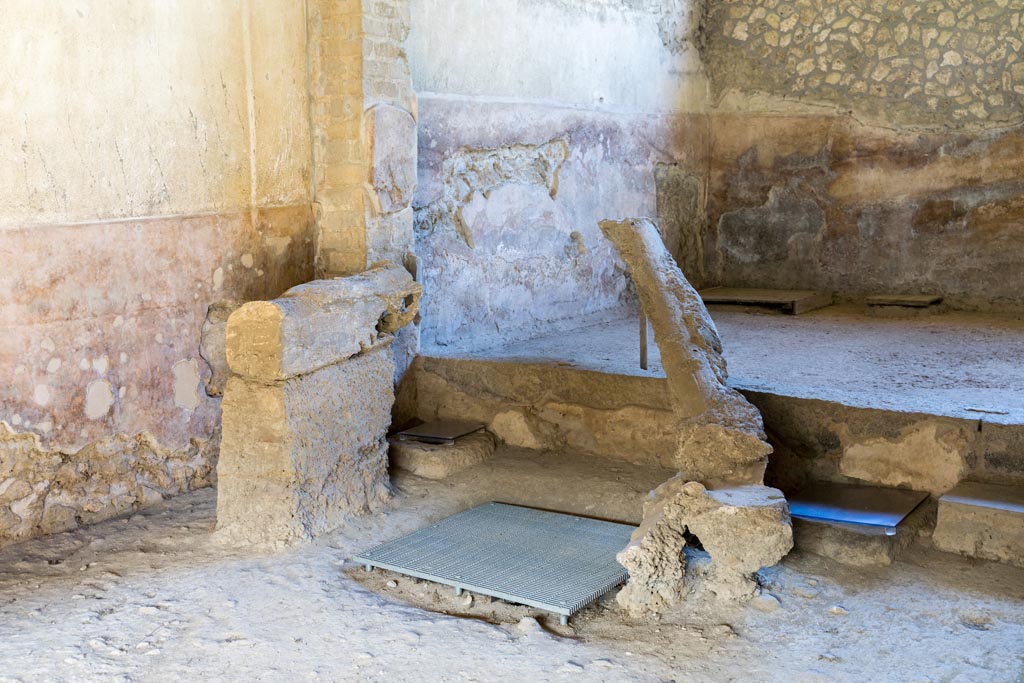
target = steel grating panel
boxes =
[352,503,635,621]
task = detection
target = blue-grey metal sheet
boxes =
[789,482,928,533]
[352,503,635,618]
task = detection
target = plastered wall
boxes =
[0,1,315,546]
[0,0,422,547]
[408,0,711,353]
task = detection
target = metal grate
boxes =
[353,503,635,623]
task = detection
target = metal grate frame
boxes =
[352,503,635,623]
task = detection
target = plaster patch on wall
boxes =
[172,360,201,411]
[84,380,115,420]
[839,420,968,495]
[33,385,51,407]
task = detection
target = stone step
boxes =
[933,482,1024,567]
[699,287,833,315]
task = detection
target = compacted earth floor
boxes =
[466,304,1024,425]
[1,447,1022,682]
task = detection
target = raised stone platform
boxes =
[402,304,1024,564]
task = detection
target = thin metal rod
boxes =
[640,311,648,371]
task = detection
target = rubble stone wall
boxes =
[706,0,1024,128]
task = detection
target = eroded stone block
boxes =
[389,430,496,480]
[226,263,421,382]
[598,218,791,614]
[217,344,395,546]
[216,264,420,545]
[598,217,772,485]
[616,478,793,615]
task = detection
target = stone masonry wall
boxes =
[706,0,1024,129]
[309,0,369,277]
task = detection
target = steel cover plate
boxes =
[352,503,635,618]
[395,419,485,445]
[789,482,928,532]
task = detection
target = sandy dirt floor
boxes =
[468,305,1024,425]
[1,447,1022,683]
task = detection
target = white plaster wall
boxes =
[0,0,310,227]
[408,0,706,112]
[408,0,706,353]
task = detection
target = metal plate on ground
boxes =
[395,419,485,445]
[866,294,944,307]
[789,482,928,533]
[352,503,635,620]
[699,287,833,315]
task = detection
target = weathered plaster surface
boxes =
[0,208,314,548]
[0,1,316,546]
[415,99,709,352]
[704,115,1024,309]
[409,0,707,113]
[0,1,310,226]
[408,0,711,350]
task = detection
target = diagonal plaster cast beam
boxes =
[598,218,772,486]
